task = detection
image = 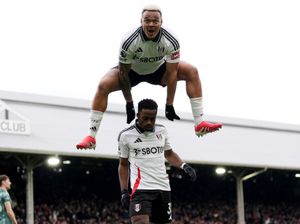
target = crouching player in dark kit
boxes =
[118,99,197,223]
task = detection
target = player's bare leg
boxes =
[76,68,121,149]
[131,215,150,224]
[177,61,222,137]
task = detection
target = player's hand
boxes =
[126,101,135,124]
[121,189,130,209]
[182,163,197,181]
[165,105,180,121]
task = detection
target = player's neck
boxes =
[136,121,154,133]
[0,186,7,191]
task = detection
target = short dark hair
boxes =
[138,99,158,112]
[0,175,9,186]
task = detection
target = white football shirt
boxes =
[118,123,172,191]
[119,26,180,75]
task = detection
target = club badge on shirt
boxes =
[156,134,162,140]
[135,203,141,212]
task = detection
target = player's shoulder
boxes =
[155,123,167,132]
[121,27,142,49]
[161,26,179,39]
[160,26,180,50]
[0,189,10,199]
[118,125,137,141]
[0,188,7,194]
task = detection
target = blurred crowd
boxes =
[14,198,130,224]
[4,160,300,223]
[12,197,300,224]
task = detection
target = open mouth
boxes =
[147,29,156,36]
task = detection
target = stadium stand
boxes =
[1,156,300,223]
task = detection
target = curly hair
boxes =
[138,99,158,112]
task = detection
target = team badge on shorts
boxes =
[134,203,141,212]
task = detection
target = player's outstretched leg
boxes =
[178,61,222,137]
[76,69,120,150]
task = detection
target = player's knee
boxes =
[185,65,199,81]
[96,79,114,95]
[178,63,199,81]
[190,65,199,77]
[96,82,107,95]
[97,70,120,95]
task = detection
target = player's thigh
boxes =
[177,60,198,81]
[151,191,172,223]
[98,68,121,93]
[130,191,153,218]
[131,214,150,224]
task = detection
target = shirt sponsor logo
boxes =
[139,56,164,63]
[171,50,180,60]
[134,146,163,156]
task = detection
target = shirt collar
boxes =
[135,120,154,133]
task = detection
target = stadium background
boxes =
[1,90,300,223]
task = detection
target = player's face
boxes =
[137,109,157,131]
[3,178,11,190]
[141,10,162,40]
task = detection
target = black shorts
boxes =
[129,190,172,223]
[128,62,167,87]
